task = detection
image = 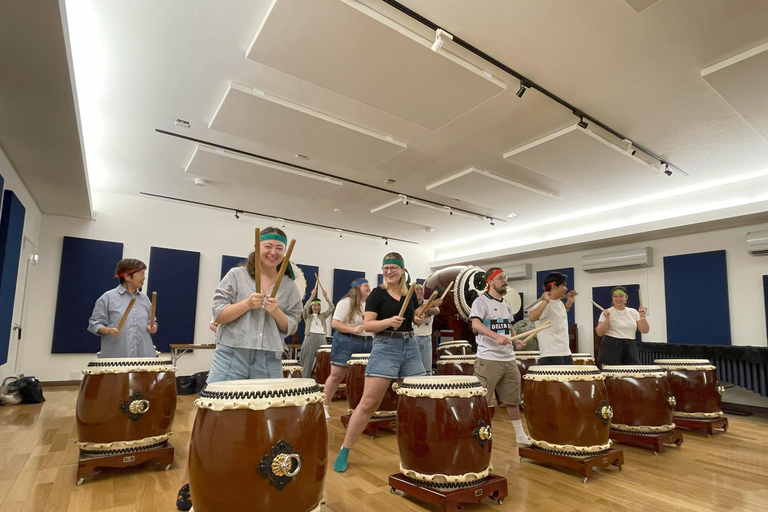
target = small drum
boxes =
[282,359,303,379]
[514,351,540,379]
[313,345,332,385]
[572,353,596,365]
[435,355,476,376]
[523,365,612,456]
[602,366,676,434]
[654,359,724,419]
[346,354,398,419]
[436,341,474,358]
[189,379,327,512]
[76,358,177,454]
[396,376,492,489]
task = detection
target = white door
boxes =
[1,237,37,378]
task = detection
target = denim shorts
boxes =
[365,333,426,379]
[207,344,283,383]
[330,331,373,367]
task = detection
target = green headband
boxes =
[260,233,287,245]
[613,290,628,296]
[310,299,322,305]
[382,258,404,268]
[413,284,423,289]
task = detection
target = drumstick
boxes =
[591,300,605,312]
[509,321,550,340]
[314,273,326,295]
[638,287,644,307]
[439,281,454,300]
[117,298,136,330]
[398,282,417,318]
[254,228,261,294]
[270,239,296,298]
[150,292,157,326]
[524,298,544,311]
[417,290,438,315]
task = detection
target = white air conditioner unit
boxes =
[506,263,532,281]
[581,247,653,273]
[746,230,768,255]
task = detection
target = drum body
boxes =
[346,354,398,418]
[424,266,481,343]
[523,365,612,456]
[435,355,476,376]
[654,359,723,419]
[572,353,596,365]
[76,358,177,453]
[436,341,474,358]
[602,366,676,434]
[282,360,303,379]
[189,379,327,512]
[396,376,492,489]
[514,351,540,379]
[313,345,332,384]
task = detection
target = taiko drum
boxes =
[282,359,303,379]
[602,365,676,434]
[396,376,492,489]
[76,358,177,454]
[435,355,476,376]
[654,359,724,419]
[189,379,327,512]
[313,345,332,384]
[346,353,398,418]
[523,365,613,456]
[514,351,540,379]
[424,266,481,343]
[436,341,474,358]
[572,353,596,365]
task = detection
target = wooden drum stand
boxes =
[77,441,174,485]
[674,416,729,436]
[519,445,624,483]
[388,473,508,512]
[610,429,684,454]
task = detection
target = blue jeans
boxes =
[330,332,373,367]
[414,335,433,374]
[366,334,426,379]
[207,344,283,383]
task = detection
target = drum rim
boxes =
[436,354,477,360]
[402,375,481,385]
[528,365,599,372]
[88,357,172,365]
[571,353,594,357]
[281,359,299,365]
[602,365,664,372]
[204,378,317,390]
[654,359,712,365]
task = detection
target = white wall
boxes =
[20,190,433,381]
[488,222,768,354]
[0,145,43,379]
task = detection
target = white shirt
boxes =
[413,301,433,336]
[534,299,571,358]
[332,297,372,336]
[469,293,516,362]
[308,314,326,335]
[599,307,641,339]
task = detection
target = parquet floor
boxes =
[0,386,766,511]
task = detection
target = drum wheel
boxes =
[497,498,505,505]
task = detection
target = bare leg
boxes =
[323,364,348,406]
[506,404,521,421]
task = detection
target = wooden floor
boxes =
[1,386,766,512]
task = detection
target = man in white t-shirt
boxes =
[469,267,531,445]
[528,272,578,365]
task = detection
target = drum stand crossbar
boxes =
[388,473,508,512]
[610,429,684,454]
[673,416,729,436]
[340,414,397,437]
[518,446,624,483]
[76,441,174,485]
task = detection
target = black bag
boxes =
[193,371,209,394]
[176,375,196,395]
[7,376,45,404]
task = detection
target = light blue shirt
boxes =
[88,285,156,358]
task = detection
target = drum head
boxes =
[505,286,521,317]
[290,262,306,298]
[454,266,485,320]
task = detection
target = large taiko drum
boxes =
[514,351,540,378]
[346,354,398,419]
[572,353,596,365]
[189,379,327,512]
[282,359,303,379]
[396,376,492,489]
[523,365,613,456]
[602,365,676,435]
[313,345,332,384]
[654,359,724,419]
[436,341,474,358]
[435,355,476,376]
[76,358,177,454]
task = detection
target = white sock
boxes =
[512,419,530,444]
[323,404,330,419]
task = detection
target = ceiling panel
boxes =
[702,43,768,141]
[209,82,406,171]
[426,167,562,216]
[370,196,487,229]
[185,145,343,199]
[503,125,660,192]
[246,0,506,130]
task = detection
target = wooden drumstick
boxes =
[417,290,438,315]
[150,292,157,326]
[117,298,136,330]
[591,300,605,312]
[254,228,261,294]
[270,239,296,298]
[509,320,551,340]
[398,282,417,318]
[314,273,326,295]
[638,287,644,307]
[439,280,454,300]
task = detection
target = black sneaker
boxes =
[176,483,192,511]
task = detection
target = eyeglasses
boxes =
[492,275,507,282]
[381,266,401,273]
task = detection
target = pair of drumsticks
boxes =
[509,320,551,345]
[414,280,453,316]
[254,228,296,299]
[116,292,157,331]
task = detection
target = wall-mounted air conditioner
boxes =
[582,247,653,273]
[746,230,768,255]
[506,263,532,281]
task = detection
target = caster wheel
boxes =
[519,457,524,462]
[618,465,623,471]
[707,434,711,438]
[581,477,588,483]
[390,488,396,494]
[497,498,505,505]
[76,478,84,486]
[165,464,172,471]
[654,451,660,456]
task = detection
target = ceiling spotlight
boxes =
[276,218,285,228]
[425,227,434,233]
[294,154,309,161]
[663,164,672,176]
[489,218,495,226]
[623,139,636,156]
[333,208,341,213]
[506,213,517,218]
[516,80,528,98]
[430,28,453,53]
[336,229,343,238]
[194,178,207,187]
[385,238,389,245]
[577,117,588,129]
[234,211,240,219]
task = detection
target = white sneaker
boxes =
[516,434,532,446]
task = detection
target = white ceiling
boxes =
[5,0,767,256]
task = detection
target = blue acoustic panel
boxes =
[664,250,731,345]
[0,191,26,364]
[147,247,200,352]
[536,267,575,326]
[52,237,123,353]
[378,273,383,286]
[592,284,641,341]
[333,269,365,307]
[295,264,319,344]
[764,275,768,342]
[221,254,248,280]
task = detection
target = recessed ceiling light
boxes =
[385,179,396,184]
[295,154,309,161]
[175,118,190,128]
[333,208,341,213]
[506,213,517,218]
